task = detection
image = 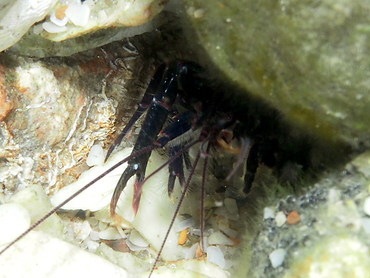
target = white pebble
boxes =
[275,211,287,227]
[264,207,275,219]
[208,231,234,246]
[0,203,31,246]
[207,246,225,268]
[98,227,122,240]
[269,248,287,268]
[128,229,148,248]
[126,238,146,252]
[42,22,67,33]
[65,3,90,27]
[116,226,127,239]
[363,196,370,216]
[86,145,105,166]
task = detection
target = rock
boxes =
[182,0,370,147]
[1,0,168,55]
[275,211,287,227]
[244,152,370,278]
[269,248,286,268]
[0,231,130,278]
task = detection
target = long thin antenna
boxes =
[0,144,156,255]
[200,141,211,252]
[148,150,202,278]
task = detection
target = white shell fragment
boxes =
[0,203,31,247]
[99,227,123,240]
[208,231,234,246]
[129,229,148,248]
[207,246,226,269]
[0,0,57,52]
[86,144,105,166]
[363,196,370,216]
[65,3,90,27]
[185,243,199,260]
[50,147,134,211]
[42,21,68,33]
[269,248,287,268]
[126,238,147,252]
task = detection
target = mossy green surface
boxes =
[182,0,370,147]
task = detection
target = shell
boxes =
[35,0,167,42]
[0,0,166,53]
[0,0,57,52]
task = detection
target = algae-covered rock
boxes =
[182,0,370,147]
[241,152,370,278]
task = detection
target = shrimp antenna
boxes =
[0,144,157,256]
[148,136,212,277]
[148,149,202,278]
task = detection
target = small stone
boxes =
[287,211,301,225]
[86,145,105,166]
[207,246,225,269]
[55,6,68,20]
[65,3,90,27]
[264,207,275,219]
[269,248,287,268]
[99,227,122,240]
[363,196,370,216]
[42,22,68,33]
[275,211,287,227]
[178,229,187,245]
[208,231,234,246]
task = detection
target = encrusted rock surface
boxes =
[182,0,370,148]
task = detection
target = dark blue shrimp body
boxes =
[106,60,312,221]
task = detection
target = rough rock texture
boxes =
[234,152,370,278]
[7,11,170,58]
[0,35,159,196]
[182,0,370,148]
